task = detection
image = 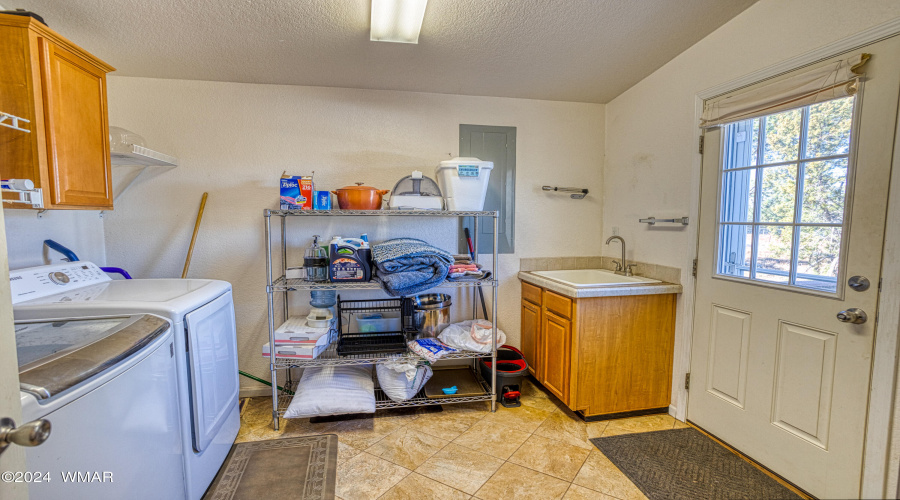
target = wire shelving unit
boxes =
[263,208,500,430]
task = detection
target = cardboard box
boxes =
[273,317,334,345]
[262,342,328,359]
[280,175,314,210]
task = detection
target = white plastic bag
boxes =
[376,363,433,402]
[438,320,506,353]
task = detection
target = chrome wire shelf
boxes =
[270,276,498,291]
[265,209,498,217]
[272,341,490,368]
[276,385,492,415]
[264,200,501,430]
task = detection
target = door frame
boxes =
[678,17,900,498]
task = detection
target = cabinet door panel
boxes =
[521,300,541,378]
[39,37,112,208]
[541,310,571,404]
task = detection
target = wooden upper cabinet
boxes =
[0,14,114,210]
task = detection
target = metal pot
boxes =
[411,293,452,338]
[331,182,389,210]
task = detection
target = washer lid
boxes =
[15,314,171,400]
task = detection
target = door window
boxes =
[716,96,855,293]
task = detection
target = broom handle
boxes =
[182,192,208,279]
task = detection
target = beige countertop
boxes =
[517,271,683,299]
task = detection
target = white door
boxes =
[0,208,28,500]
[689,37,900,499]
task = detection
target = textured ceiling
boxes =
[9,0,756,103]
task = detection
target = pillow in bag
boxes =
[283,364,375,418]
[376,363,432,402]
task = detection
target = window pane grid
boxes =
[716,96,855,294]
[722,153,850,172]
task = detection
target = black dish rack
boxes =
[336,295,416,356]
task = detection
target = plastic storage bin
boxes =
[435,157,494,211]
[355,312,402,333]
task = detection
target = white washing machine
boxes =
[15,313,185,500]
[12,262,241,500]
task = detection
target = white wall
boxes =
[104,77,604,392]
[3,210,106,269]
[602,0,900,490]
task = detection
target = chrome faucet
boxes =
[605,235,635,276]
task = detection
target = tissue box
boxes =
[280,175,314,210]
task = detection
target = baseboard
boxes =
[239,385,272,398]
[579,406,669,422]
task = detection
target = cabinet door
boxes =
[521,300,541,378]
[541,310,571,404]
[39,37,112,208]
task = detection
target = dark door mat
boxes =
[307,404,443,424]
[590,427,803,500]
[203,435,338,500]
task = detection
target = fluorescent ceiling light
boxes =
[370,0,428,44]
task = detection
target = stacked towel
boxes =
[372,238,454,296]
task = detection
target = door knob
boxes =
[837,308,868,324]
[0,417,51,456]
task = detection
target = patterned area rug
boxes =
[591,428,802,500]
[204,435,338,500]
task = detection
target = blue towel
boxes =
[372,238,454,296]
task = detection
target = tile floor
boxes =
[237,379,688,500]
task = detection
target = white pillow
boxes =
[283,364,375,418]
[376,363,432,402]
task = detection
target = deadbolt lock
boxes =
[848,276,870,292]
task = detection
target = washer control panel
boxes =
[10,262,111,305]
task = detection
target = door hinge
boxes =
[698,135,705,155]
[684,373,691,390]
[692,258,698,278]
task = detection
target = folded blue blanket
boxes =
[372,238,454,296]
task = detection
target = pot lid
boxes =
[336,182,382,191]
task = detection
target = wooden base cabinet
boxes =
[0,14,115,210]
[521,282,677,418]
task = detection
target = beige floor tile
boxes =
[337,441,362,465]
[672,419,690,429]
[405,409,487,441]
[335,452,411,500]
[442,401,492,413]
[585,421,609,440]
[564,483,618,499]
[520,378,552,399]
[452,419,531,460]
[415,443,504,495]
[573,451,647,500]
[509,434,591,481]
[380,473,471,500]
[533,407,593,450]
[601,414,677,437]
[474,462,571,500]
[521,394,564,413]
[322,415,418,450]
[480,402,555,433]
[366,428,449,469]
